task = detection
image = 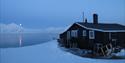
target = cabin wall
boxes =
[95,31,103,43]
[95,32,125,48]
[59,23,91,49]
[68,24,89,49]
[77,28,90,49]
[59,23,125,49]
[95,32,110,44]
[117,32,125,48]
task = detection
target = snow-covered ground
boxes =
[0,40,125,63]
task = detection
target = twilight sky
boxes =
[0,0,125,28]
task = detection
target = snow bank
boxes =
[115,49,125,57]
[1,40,125,63]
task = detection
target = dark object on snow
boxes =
[58,13,125,57]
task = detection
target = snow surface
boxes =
[1,40,125,63]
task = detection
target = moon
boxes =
[20,24,22,26]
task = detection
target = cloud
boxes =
[0,23,23,33]
[0,23,66,33]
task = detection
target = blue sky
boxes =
[0,0,125,28]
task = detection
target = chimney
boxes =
[93,14,98,24]
[85,18,87,23]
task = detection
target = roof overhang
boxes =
[75,23,125,32]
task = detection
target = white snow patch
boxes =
[115,49,125,56]
[0,40,125,63]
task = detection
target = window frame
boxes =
[89,30,95,39]
[67,31,70,39]
[71,30,78,37]
[83,30,87,36]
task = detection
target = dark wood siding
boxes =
[59,23,125,50]
[117,32,125,47]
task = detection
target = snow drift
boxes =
[0,40,125,63]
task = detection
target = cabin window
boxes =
[83,30,86,36]
[71,30,78,37]
[67,31,70,39]
[89,30,95,39]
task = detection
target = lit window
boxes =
[89,31,95,39]
[83,30,86,36]
[71,30,78,37]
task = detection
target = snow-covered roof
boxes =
[76,22,125,32]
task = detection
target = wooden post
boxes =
[101,48,105,56]
[73,42,74,48]
[75,43,77,48]
[106,45,110,56]
[109,43,112,49]
[67,39,69,47]
[106,45,108,49]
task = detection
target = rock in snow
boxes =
[0,40,125,63]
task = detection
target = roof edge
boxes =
[75,23,125,32]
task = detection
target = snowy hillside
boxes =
[1,40,125,63]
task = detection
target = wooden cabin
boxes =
[58,14,125,55]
